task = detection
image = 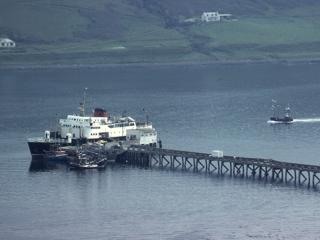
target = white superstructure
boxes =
[126,128,157,145]
[59,111,153,141]
[57,89,154,141]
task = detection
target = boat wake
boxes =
[293,118,320,123]
[268,118,320,124]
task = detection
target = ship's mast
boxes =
[143,108,149,125]
[271,99,277,117]
[285,104,291,118]
[79,88,88,117]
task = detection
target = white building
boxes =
[0,38,16,48]
[201,12,220,22]
[201,12,232,22]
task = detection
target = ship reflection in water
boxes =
[29,158,63,172]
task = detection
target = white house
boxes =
[0,38,16,48]
[201,12,220,22]
[201,12,232,22]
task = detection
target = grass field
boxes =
[1,1,320,66]
[185,15,320,60]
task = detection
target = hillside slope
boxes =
[1,0,320,66]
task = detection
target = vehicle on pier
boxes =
[268,100,293,124]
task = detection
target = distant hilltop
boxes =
[1,0,320,66]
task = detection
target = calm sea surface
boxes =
[1,63,320,239]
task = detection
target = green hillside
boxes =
[1,0,320,66]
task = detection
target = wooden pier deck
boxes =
[117,146,320,189]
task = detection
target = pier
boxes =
[116,146,320,189]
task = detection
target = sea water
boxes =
[1,62,320,239]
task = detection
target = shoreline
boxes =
[1,57,320,70]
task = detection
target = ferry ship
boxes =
[28,90,157,158]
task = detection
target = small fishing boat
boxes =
[269,100,293,124]
[69,161,99,169]
[68,151,106,170]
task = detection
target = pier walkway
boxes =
[117,146,320,189]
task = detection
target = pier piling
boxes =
[118,146,320,189]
